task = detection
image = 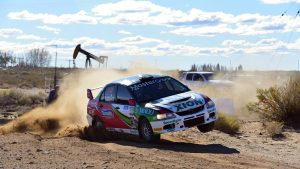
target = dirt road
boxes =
[0,125,299,169]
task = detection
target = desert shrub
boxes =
[18,95,32,105]
[0,89,45,106]
[0,90,22,106]
[29,93,45,104]
[247,76,300,127]
[264,121,284,138]
[215,113,240,134]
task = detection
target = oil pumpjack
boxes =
[73,44,108,68]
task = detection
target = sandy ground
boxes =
[0,120,299,169]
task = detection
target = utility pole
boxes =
[298,59,299,71]
[68,59,71,69]
[54,45,57,88]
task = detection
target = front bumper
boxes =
[150,106,217,134]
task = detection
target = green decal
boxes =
[113,107,132,126]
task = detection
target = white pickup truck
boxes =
[181,71,233,88]
[181,71,234,114]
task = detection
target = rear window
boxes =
[104,85,116,102]
[129,77,190,103]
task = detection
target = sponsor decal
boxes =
[163,119,180,125]
[130,116,136,128]
[123,105,129,110]
[153,128,163,132]
[130,129,139,135]
[101,109,114,119]
[129,77,171,91]
[137,107,155,116]
[208,108,216,113]
[174,100,203,112]
[166,128,175,132]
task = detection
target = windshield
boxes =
[129,77,190,103]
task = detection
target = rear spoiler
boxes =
[87,86,103,100]
[89,86,103,91]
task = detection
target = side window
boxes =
[193,74,204,81]
[186,73,193,81]
[104,85,117,102]
[116,85,132,105]
[99,91,105,101]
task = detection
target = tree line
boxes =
[189,63,243,72]
[0,48,51,68]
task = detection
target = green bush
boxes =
[215,113,240,134]
[247,76,300,128]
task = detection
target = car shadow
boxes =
[81,126,239,154]
[112,139,240,154]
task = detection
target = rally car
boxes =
[86,74,217,142]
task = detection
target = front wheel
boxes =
[197,122,215,133]
[138,118,160,143]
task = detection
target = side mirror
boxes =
[87,89,94,100]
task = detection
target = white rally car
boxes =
[87,74,218,142]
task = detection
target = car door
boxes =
[97,84,121,128]
[185,73,194,85]
[111,85,136,129]
[193,73,205,86]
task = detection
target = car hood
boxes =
[144,91,206,113]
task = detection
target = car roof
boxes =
[112,74,164,86]
[183,71,214,74]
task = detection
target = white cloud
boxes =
[261,0,300,4]
[2,35,300,58]
[7,1,300,36]
[0,28,23,38]
[119,36,162,45]
[118,30,132,35]
[92,0,167,17]
[8,10,97,24]
[92,1,232,26]
[16,34,45,41]
[37,25,60,34]
[221,38,296,55]
[91,1,300,36]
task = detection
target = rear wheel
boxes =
[138,118,160,143]
[92,116,105,129]
[92,116,107,138]
[197,122,215,133]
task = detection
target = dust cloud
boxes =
[192,71,290,117]
[0,64,160,136]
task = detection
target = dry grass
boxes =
[215,113,240,134]
[0,89,45,107]
[264,121,284,138]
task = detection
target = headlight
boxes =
[157,113,176,120]
[206,100,215,109]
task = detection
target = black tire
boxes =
[197,122,215,133]
[92,116,105,129]
[91,116,107,139]
[138,118,160,143]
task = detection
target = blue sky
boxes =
[1,0,300,70]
